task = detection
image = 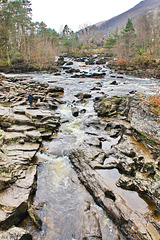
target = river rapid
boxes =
[6,57,160,239]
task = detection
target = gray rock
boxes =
[0,227,32,240]
[69,146,158,240]
[128,96,160,144]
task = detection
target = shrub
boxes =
[133,54,156,68]
[116,58,126,65]
[142,91,160,119]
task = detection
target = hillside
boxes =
[88,0,160,34]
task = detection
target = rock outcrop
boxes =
[0,75,63,236]
[69,94,160,239]
[70,142,160,240]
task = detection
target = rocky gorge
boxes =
[0,55,160,240]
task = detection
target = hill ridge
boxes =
[91,0,160,34]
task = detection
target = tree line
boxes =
[0,0,160,70]
[0,0,77,70]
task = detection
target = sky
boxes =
[31,0,142,33]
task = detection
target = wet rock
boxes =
[84,137,101,148]
[103,134,160,211]
[91,87,101,91]
[47,86,64,93]
[69,146,158,240]
[110,80,118,85]
[0,202,28,230]
[84,116,105,130]
[81,210,102,240]
[0,227,32,240]
[75,93,92,100]
[65,61,73,66]
[129,90,137,94]
[80,109,87,114]
[28,204,42,230]
[65,68,80,74]
[56,56,66,66]
[94,96,122,117]
[71,73,86,78]
[116,171,160,211]
[71,107,79,117]
[95,58,107,65]
[71,72,105,79]
[85,59,95,65]
[87,72,106,78]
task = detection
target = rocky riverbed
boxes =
[0,55,160,240]
[70,94,160,240]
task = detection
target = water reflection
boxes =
[96,168,155,215]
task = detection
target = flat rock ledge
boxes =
[70,145,160,240]
[0,75,63,238]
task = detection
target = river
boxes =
[6,58,160,239]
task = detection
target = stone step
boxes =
[7,125,36,132]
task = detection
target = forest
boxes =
[0,0,160,71]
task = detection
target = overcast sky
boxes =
[31,0,142,32]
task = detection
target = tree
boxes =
[135,13,152,54]
[105,28,119,50]
[78,23,96,50]
[121,18,137,62]
[0,0,10,64]
[0,0,32,64]
[60,25,77,53]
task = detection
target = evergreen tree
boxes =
[121,18,137,62]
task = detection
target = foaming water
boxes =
[31,98,123,239]
[34,153,90,240]
[33,152,121,240]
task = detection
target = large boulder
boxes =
[127,96,160,144]
[94,96,122,117]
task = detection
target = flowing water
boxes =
[5,59,160,239]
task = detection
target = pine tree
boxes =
[121,18,137,62]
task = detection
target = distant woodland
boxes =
[0,0,160,70]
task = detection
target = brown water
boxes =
[96,168,149,214]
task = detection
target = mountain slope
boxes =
[93,0,160,34]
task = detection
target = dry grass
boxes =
[142,91,160,121]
